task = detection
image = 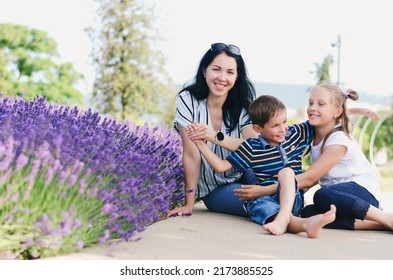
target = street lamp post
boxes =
[331,35,341,85]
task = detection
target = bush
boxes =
[0,95,184,259]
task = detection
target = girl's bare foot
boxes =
[304,205,336,238]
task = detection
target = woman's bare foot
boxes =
[262,215,290,236]
[304,205,336,238]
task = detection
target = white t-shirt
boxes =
[310,131,380,200]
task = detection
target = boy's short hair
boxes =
[249,95,287,127]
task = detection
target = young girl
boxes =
[293,80,393,231]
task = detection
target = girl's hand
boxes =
[366,110,380,121]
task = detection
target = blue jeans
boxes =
[202,168,258,217]
[301,182,379,230]
[245,182,304,225]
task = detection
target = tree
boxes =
[311,54,334,83]
[0,23,84,105]
[87,0,174,124]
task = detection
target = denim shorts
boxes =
[244,180,304,225]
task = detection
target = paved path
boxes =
[47,190,393,260]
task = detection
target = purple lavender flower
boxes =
[67,174,78,187]
[15,153,29,171]
[76,240,84,250]
[0,95,185,259]
[44,168,55,186]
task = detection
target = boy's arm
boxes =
[234,184,278,200]
[193,140,233,173]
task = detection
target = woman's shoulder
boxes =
[177,90,202,106]
[178,90,192,99]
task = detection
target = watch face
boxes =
[216,131,224,141]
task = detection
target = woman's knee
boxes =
[202,185,248,217]
[241,168,258,185]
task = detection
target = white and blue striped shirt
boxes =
[174,90,253,198]
[227,121,314,186]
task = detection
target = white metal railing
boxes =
[352,112,392,178]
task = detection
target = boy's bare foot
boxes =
[262,216,290,236]
[304,205,336,238]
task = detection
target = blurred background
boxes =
[1,0,392,190]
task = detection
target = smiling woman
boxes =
[168,42,258,218]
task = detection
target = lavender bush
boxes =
[0,95,185,259]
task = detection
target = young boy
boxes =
[192,95,334,237]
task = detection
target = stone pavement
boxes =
[47,189,393,260]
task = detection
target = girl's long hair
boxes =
[313,80,358,152]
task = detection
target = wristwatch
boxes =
[213,131,224,145]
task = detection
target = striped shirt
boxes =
[227,121,314,186]
[174,90,253,198]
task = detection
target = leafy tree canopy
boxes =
[0,23,84,105]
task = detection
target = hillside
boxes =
[254,82,393,110]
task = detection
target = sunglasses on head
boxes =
[210,43,241,56]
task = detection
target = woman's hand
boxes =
[167,205,193,218]
[186,123,215,142]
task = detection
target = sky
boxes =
[1,0,392,98]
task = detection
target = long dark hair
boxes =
[179,45,256,132]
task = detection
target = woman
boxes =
[168,43,258,217]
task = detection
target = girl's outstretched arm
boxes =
[348,107,380,120]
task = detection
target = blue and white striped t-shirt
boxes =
[227,121,314,186]
[174,90,253,198]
